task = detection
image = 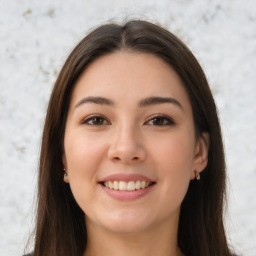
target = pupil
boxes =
[94,117,103,125]
[154,118,163,125]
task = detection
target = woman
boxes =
[26,20,237,256]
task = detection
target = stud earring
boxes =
[194,170,200,180]
[63,168,68,178]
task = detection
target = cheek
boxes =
[150,133,194,201]
[152,132,195,173]
[63,132,108,203]
[64,132,107,174]
[63,138,106,217]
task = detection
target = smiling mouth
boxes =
[101,180,155,191]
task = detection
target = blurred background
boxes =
[0,0,255,255]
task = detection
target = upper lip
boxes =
[99,173,155,183]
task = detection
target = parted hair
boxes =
[29,20,236,256]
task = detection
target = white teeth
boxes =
[119,181,127,191]
[135,180,141,190]
[113,181,119,190]
[103,180,152,191]
[109,181,113,189]
[127,181,135,191]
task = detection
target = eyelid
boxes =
[81,114,110,125]
[144,114,175,126]
[80,113,174,126]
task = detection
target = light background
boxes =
[0,0,255,255]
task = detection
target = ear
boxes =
[62,153,69,183]
[191,132,210,179]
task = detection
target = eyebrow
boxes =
[74,96,114,109]
[139,96,183,110]
[74,96,183,110]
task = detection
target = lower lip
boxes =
[100,183,155,201]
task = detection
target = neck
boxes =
[83,217,183,256]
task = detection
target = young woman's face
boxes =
[63,52,208,234]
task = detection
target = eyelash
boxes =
[81,114,175,126]
[145,114,175,126]
[81,115,110,126]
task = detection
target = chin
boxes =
[105,221,149,234]
[99,209,154,234]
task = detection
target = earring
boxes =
[63,168,68,178]
[194,170,200,180]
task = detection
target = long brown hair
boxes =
[30,20,236,256]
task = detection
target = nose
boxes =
[107,125,146,164]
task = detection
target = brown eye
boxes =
[146,115,174,126]
[83,116,109,126]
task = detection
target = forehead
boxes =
[70,51,191,110]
